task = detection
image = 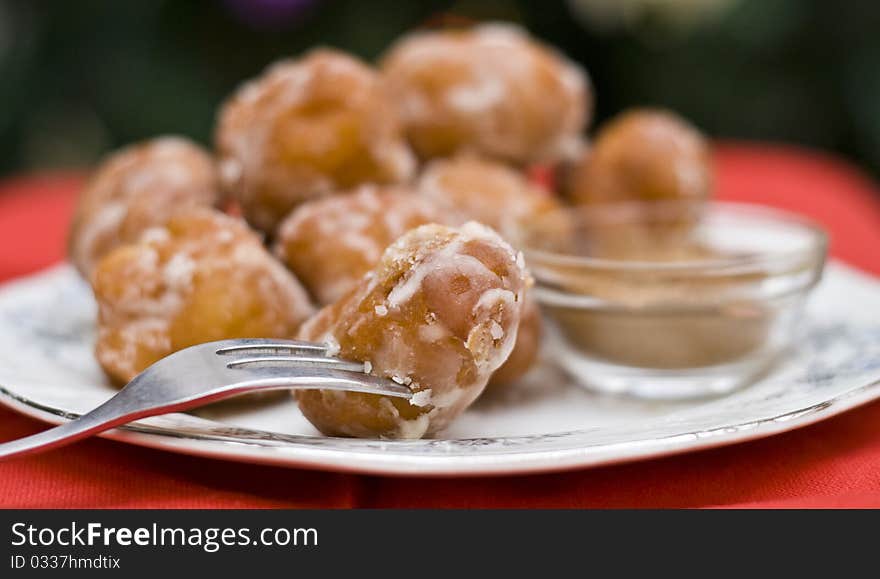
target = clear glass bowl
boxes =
[516,201,828,399]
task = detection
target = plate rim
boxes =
[2,377,878,477]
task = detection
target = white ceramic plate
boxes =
[0,262,878,476]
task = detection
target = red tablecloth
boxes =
[1,143,879,509]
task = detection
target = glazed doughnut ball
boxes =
[68,137,219,279]
[381,23,590,164]
[418,154,561,236]
[93,209,315,385]
[275,185,452,306]
[297,222,528,439]
[567,108,712,205]
[216,49,417,234]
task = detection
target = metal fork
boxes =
[0,338,411,461]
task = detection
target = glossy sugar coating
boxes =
[296,222,527,439]
[381,23,590,163]
[275,184,452,305]
[216,49,416,234]
[68,137,219,278]
[567,108,712,205]
[93,209,315,385]
[418,154,561,237]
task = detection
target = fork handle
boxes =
[0,383,254,461]
[0,417,118,460]
[0,396,149,461]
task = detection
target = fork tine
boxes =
[312,371,413,398]
[230,367,413,399]
[209,339,411,398]
[215,340,328,357]
[226,355,364,372]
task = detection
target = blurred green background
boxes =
[1,0,878,180]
